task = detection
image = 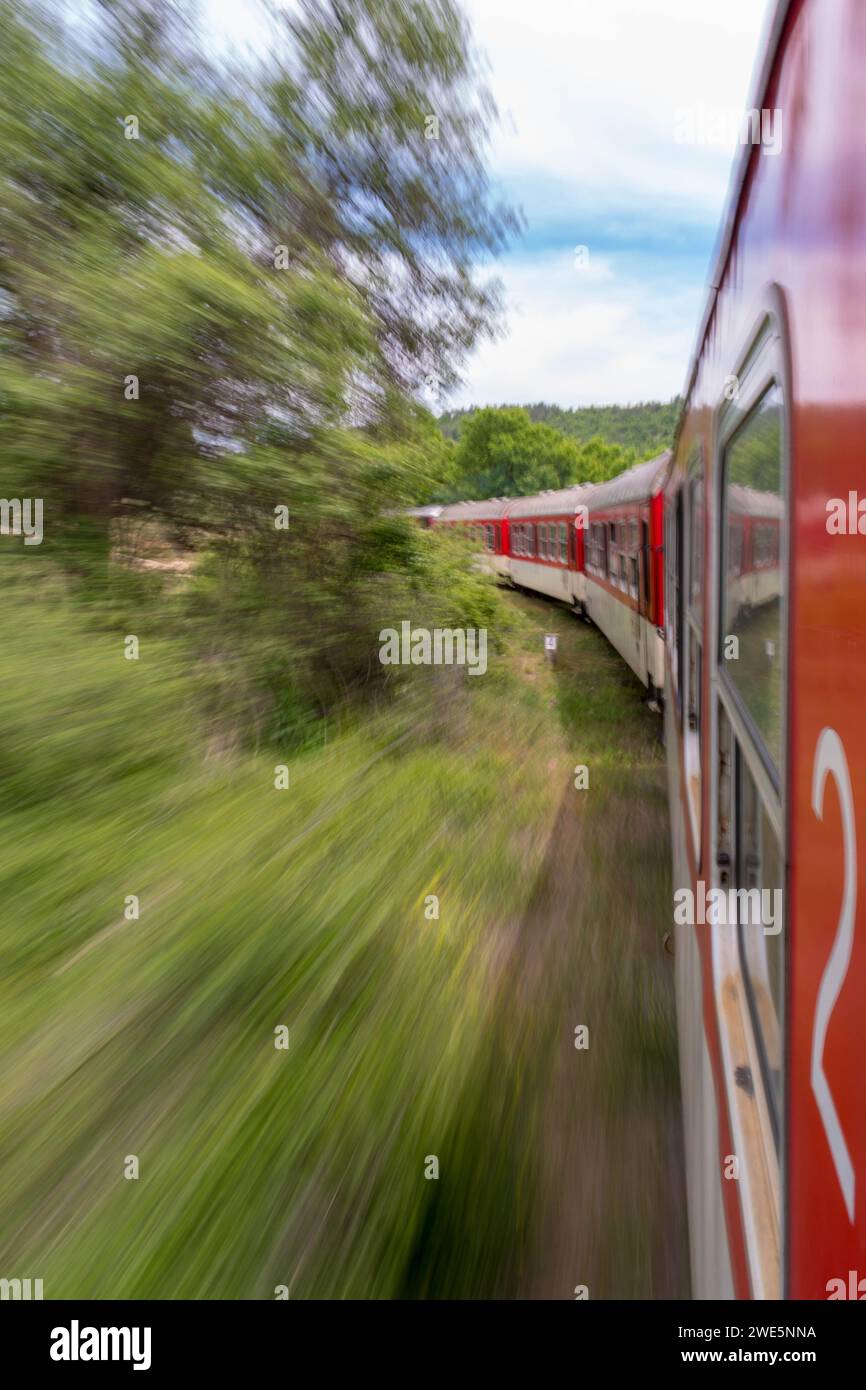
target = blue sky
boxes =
[452,0,772,408]
[205,0,771,409]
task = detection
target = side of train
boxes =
[434,460,669,702]
[427,0,866,1300]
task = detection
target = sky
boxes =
[453,0,771,409]
[205,0,772,410]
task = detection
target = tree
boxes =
[0,0,516,545]
[0,0,516,732]
[449,406,638,500]
[438,397,681,456]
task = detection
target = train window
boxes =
[721,384,784,773]
[542,523,549,559]
[737,751,784,1126]
[673,492,684,716]
[559,522,567,563]
[608,524,617,583]
[690,477,704,614]
[629,554,639,599]
[716,702,784,1145]
[619,554,627,590]
[641,519,650,609]
[684,445,704,846]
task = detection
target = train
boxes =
[423,0,866,1302]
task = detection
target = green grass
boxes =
[0,566,688,1298]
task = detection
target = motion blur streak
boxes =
[0,0,687,1298]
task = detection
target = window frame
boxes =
[708,302,791,1302]
[681,442,705,856]
[718,381,787,795]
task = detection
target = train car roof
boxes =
[583,451,671,512]
[404,505,444,519]
[728,483,784,519]
[505,484,591,520]
[674,0,793,453]
[437,497,512,521]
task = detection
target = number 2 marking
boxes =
[811,727,856,1222]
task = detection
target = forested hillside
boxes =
[430,401,672,503]
[439,398,681,456]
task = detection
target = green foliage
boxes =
[0,562,682,1298]
[0,0,515,734]
[440,397,681,460]
[441,404,644,501]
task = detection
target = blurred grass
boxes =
[0,562,687,1298]
[0,560,567,1298]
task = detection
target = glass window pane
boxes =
[690,456,704,619]
[736,751,784,1134]
[722,386,784,769]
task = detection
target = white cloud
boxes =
[463,248,701,407]
[450,0,772,405]
[467,0,771,210]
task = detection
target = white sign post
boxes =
[544,633,558,661]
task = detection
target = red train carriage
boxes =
[504,486,588,609]
[726,485,784,616]
[666,0,866,1300]
[582,453,668,704]
[435,497,511,580]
